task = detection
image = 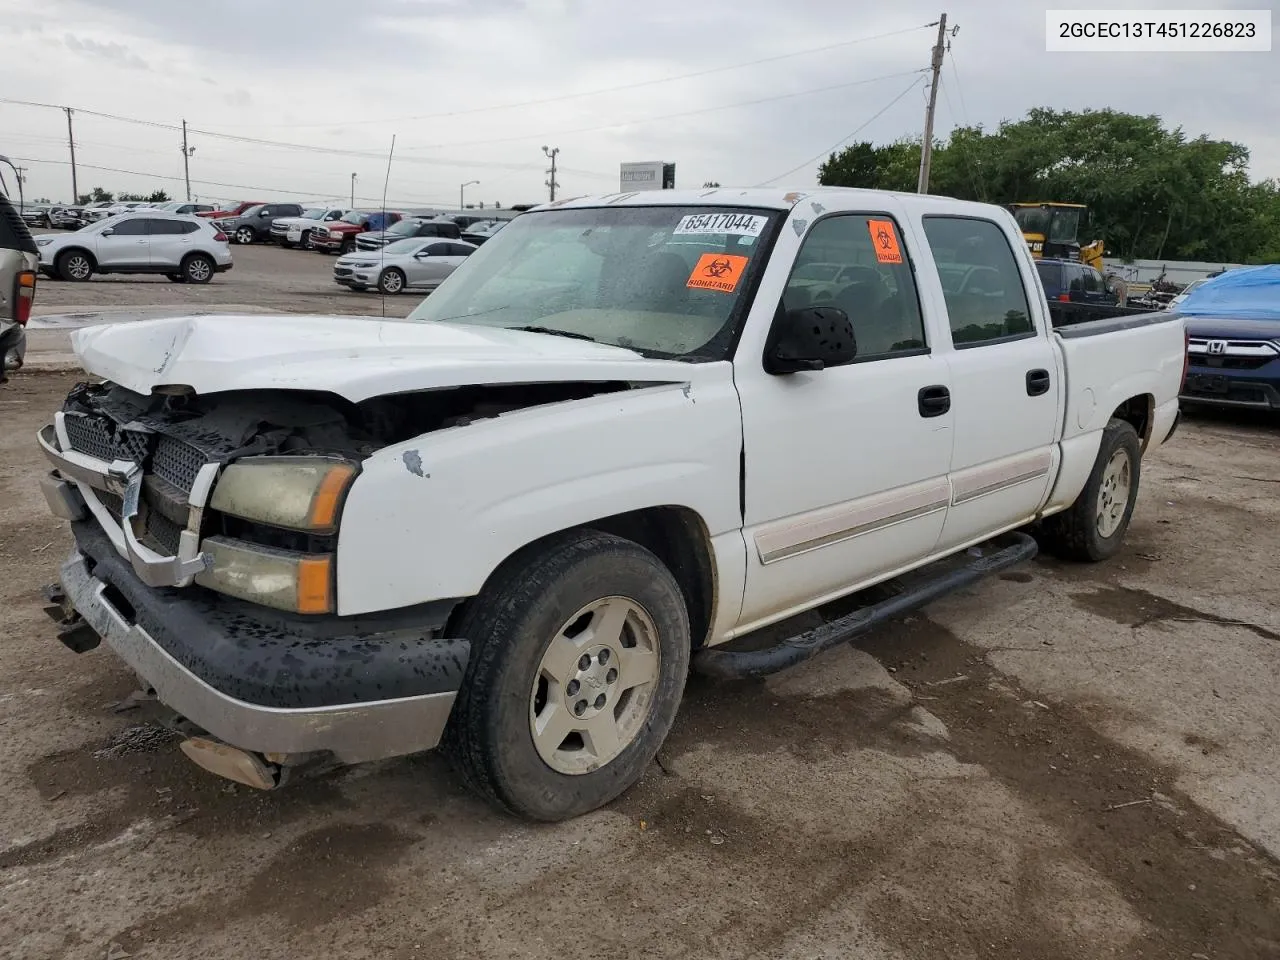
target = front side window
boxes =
[921,216,1035,347]
[405,205,781,360]
[109,218,149,236]
[780,213,926,361]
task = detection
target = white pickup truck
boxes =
[37,188,1187,821]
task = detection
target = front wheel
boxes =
[1039,418,1141,562]
[56,250,93,282]
[444,530,690,822]
[233,227,254,245]
[377,267,405,295]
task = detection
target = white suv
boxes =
[36,213,234,284]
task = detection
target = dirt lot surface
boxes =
[2,320,1279,956]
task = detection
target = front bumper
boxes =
[54,518,468,763]
[1181,367,1280,411]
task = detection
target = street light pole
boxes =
[180,119,196,201]
[350,172,357,206]
[460,179,479,210]
[542,145,560,202]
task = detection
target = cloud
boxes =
[224,89,252,108]
[63,33,150,70]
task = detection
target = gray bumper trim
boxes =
[61,550,458,763]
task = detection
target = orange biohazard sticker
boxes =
[687,253,749,293]
[867,218,903,265]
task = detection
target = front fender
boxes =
[335,373,743,616]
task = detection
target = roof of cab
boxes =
[527,186,991,215]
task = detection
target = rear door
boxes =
[148,218,200,268]
[95,216,151,268]
[917,214,1062,552]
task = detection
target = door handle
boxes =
[1026,369,1051,396]
[917,384,951,418]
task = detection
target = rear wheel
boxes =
[182,254,215,284]
[377,268,405,295]
[56,250,93,282]
[340,236,355,255]
[1039,418,1141,562]
[444,530,690,822]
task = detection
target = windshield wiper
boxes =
[507,325,601,343]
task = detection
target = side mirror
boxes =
[259,210,271,217]
[765,306,857,375]
[101,228,114,237]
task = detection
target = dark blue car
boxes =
[1177,265,1280,411]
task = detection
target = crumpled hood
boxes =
[70,314,696,402]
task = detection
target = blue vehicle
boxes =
[1177,265,1280,411]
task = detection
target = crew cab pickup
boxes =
[37,188,1186,821]
[310,210,403,254]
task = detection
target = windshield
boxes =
[239,205,264,218]
[340,211,366,225]
[382,238,426,255]
[301,207,325,219]
[405,205,779,360]
[1047,208,1081,244]
[1012,206,1051,235]
[387,219,421,237]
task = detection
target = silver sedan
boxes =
[332,237,476,294]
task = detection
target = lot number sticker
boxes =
[867,219,903,264]
[687,254,750,293]
[674,213,768,237]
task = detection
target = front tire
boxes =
[56,250,94,282]
[377,268,405,295]
[444,530,690,822]
[234,227,254,245]
[1039,418,1141,562]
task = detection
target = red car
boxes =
[197,201,264,220]
[311,210,404,254]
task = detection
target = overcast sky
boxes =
[1,0,1276,207]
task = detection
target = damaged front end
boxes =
[36,376,634,787]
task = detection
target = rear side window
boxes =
[448,243,475,257]
[780,213,926,362]
[921,216,1035,347]
[1081,268,1102,294]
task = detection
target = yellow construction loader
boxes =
[1009,202,1105,272]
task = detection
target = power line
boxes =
[402,68,930,151]
[256,23,935,128]
[7,156,460,207]
[756,76,926,185]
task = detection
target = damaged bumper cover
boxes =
[59,520,468,764]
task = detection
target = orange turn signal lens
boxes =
[296,556,334,615]
[308,462,358,531]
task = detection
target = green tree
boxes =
[78,186,114,204]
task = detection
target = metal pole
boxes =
[181,120,192,201]
[917,13,947,194]
[543,146,559,202]
[65,106,78,203]
[350,173,357,206]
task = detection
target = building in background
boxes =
[620,161,676,192]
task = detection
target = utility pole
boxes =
[460,179,479,210]
[542,145,560,202]
[14,166,27,212]
[350,172,357,206]
[916,13,950,194]
[64,106,79,203]
[180,120,196,201]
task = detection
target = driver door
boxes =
[94,216,151,269]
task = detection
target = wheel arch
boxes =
[1109,393,1154,452]
[56,245,97,268]
[446,505,718,651]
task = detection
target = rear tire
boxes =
[56,250,94,282]
[443,530,690,822]
[1039,418,1141,562]
[182,254,215,284]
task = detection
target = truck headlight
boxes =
[209,457,358,534]
[196,538,333,614]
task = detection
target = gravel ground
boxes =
[1,266,1278,959]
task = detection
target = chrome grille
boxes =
[151,436,206,494]
[64,414,149,463]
